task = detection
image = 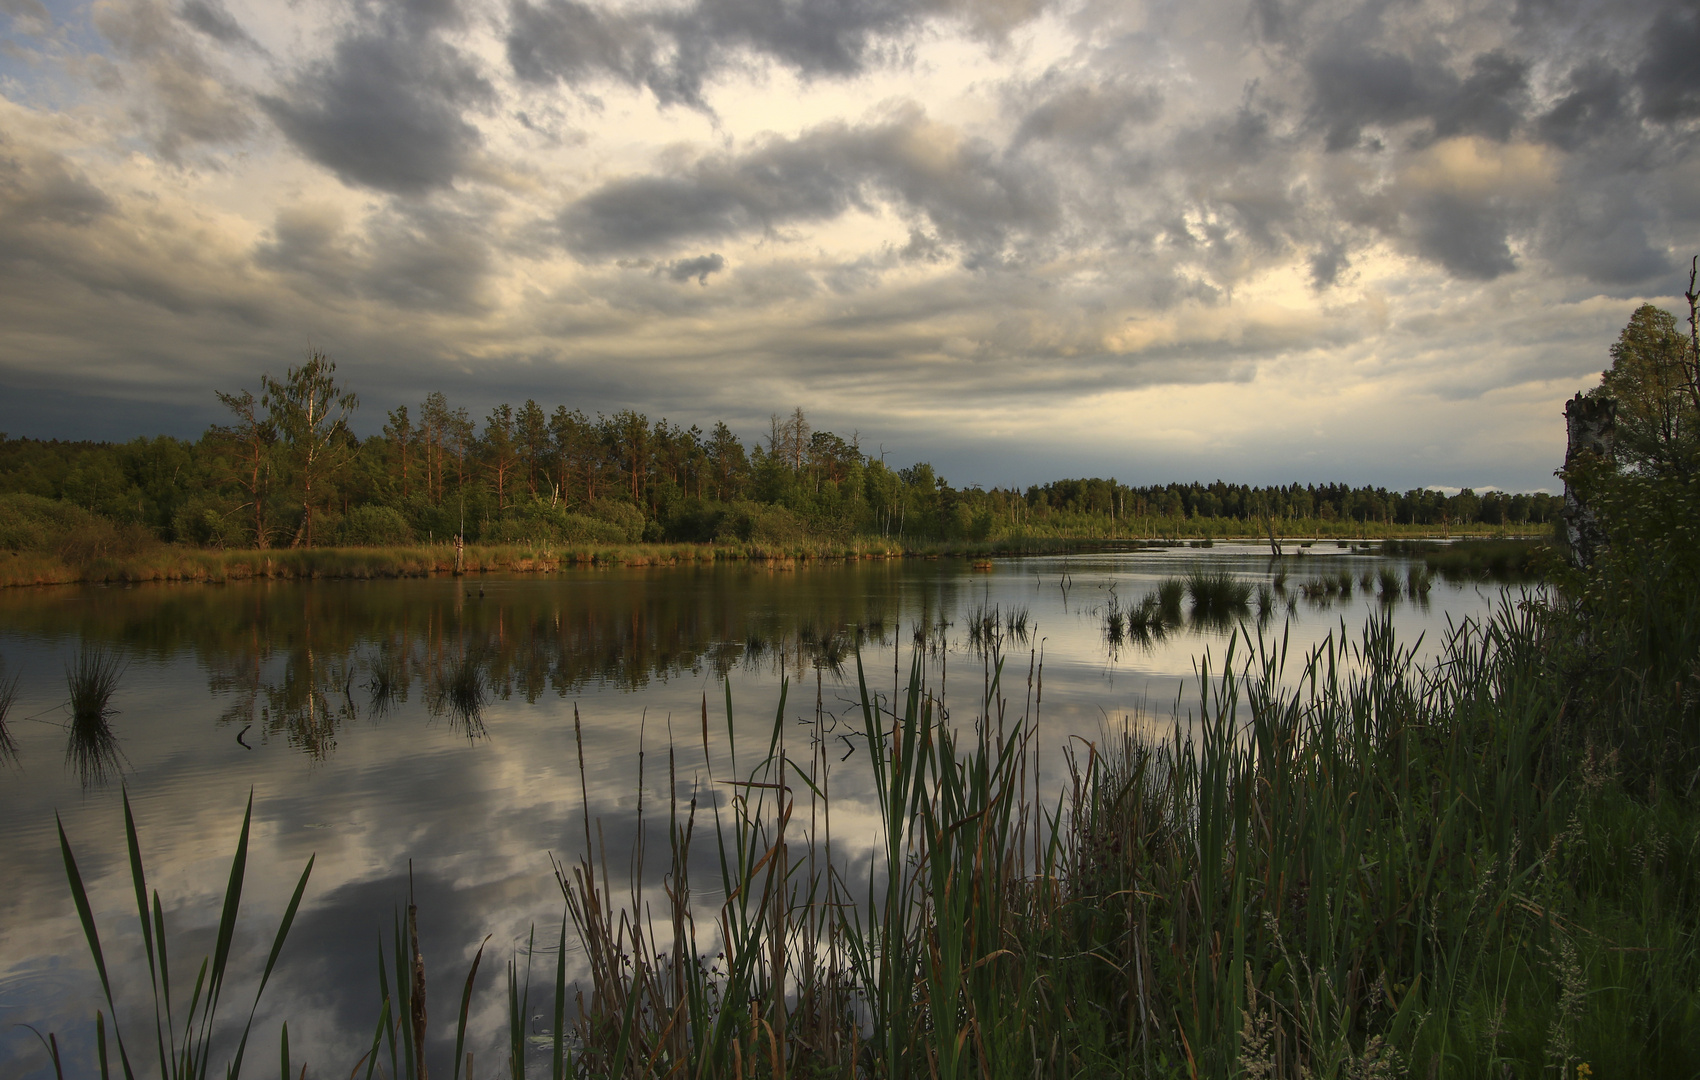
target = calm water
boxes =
[0,546,1509,1077]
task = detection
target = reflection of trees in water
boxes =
[0,566,951,760]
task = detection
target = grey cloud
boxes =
[255,200,495,314]
[507,0,1044,109]
[666,253,727,284]
[1537,60,1627,149]
[94,0,255,156]
[559,106,1055,263]
[1308,242,1349,288]
[2,0,52,36]
[261,12,494,194]
[365,206,493,313]
[1539,175,1673,287]
[1634,4,1700,121]
[177,0,260,50]
[1405,193,1516,280]
[1306,43,1454,150]
[0,143,112,227]
[1431,51,1528,142]
[1012,76,1162,148]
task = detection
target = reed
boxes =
[54,788,314,1080]
[508,540,1700,1077]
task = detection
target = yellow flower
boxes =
[1577,1065,1593,1080]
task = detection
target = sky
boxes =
[0,0,1695,492]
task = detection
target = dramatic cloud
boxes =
[261,5,495,193]
[0,0,1696,490]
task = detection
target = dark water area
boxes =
[0,546,1519,1078]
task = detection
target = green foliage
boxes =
[337,505,415,547]
[0,492,106,552]
[1594,304,1700,477]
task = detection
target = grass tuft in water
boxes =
[1185,565,1253,616]
[65,647,125,786]
[0,657,20,765]
[430,651,487,735]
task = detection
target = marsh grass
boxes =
[1184,566,1253,623]
[1406,564,1433,597]
[65,647,125,786]
[0,657,19,765]
[366,639,411,716]
[491,536,1700,1079]
[430,650,488,735]
[1375,566,1402,601]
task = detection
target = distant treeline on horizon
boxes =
[0,375,1558,550]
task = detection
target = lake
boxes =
[0,544,1513,1078]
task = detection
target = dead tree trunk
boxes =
[1560,393,1616,571]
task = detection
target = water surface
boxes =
[0,545,1507,1077]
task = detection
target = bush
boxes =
[0,493,102,552]
[170,494,246,547]
[336,505,414,547]
[583,499,646,542]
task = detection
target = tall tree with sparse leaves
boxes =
[264,351,358,547]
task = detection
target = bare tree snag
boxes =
[1561,392,1616,570]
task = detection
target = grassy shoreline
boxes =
[0,526,1546,589]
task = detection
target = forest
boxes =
[0,366,1556,554]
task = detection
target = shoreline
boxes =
[0,528,1548,588]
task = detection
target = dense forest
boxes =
[0,358,1556,551]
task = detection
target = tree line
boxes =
[0,354,1560,550]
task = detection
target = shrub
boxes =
[337,505,414,547]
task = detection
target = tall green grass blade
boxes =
[195,792,254,1080]
[552,912,568,1080]
[227,852,314,1080]
[120,789,171,1080]
[362,998,392,1080]
[454,934,490,1080]
[56,811,138,1080]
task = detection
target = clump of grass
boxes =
[1156,576,1186,622]
[65,647,125,786]
[366,639,410,716]
[1335,570,1355,598]
[1254,582,1276,618]
[1185,566,1252,615]
[1407,563,1433,597]
[1375,566,1403,601]
[0,657,19,765]
[1004,604,1031,638]
[430,651,487,734]
[1103,597,1127,645]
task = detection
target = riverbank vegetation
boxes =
[1,359,1555,588]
